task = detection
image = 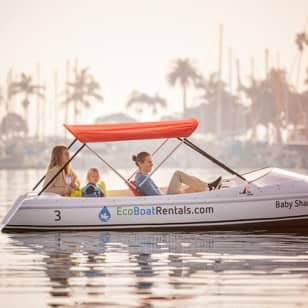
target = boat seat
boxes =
[128,180,142,196]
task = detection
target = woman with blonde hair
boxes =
[43,145,80,196]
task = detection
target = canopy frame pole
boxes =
[38,142,86,195]
[179,137,247,181]
[138,138,184,188]
[127,138,169,181]
[85,144,129,184]
[32,138,79,191]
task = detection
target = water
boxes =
[1,169,308,308]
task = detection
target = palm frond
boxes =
[167,58,200,87]
[89,93,103,100]
[63,67,103,116]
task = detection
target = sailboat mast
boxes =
[216,24,223,136]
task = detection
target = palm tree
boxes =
[126,91,167,116]
[239,68,294,144]
[196,73,247,134]
[5,68,13,114]
[269,69,287,144]
[296,32,308,52]
[0,86,3,111]
[238,75,273,142]
[1,112,28,138]
[167,58,200,117]
[295,32,308,87]
[64,67,103,123]
[9,73,45,130]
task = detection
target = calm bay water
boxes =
[1,169,308,308]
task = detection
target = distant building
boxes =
[95,113,136,123]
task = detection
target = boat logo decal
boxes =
[98,206,111,222]
[116,205,214,216]
[275,199,308,210]
[240,186,253,196]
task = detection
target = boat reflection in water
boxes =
[6,231,308,307]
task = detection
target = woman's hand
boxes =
[70,182,80,190]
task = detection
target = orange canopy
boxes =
[64,118,198,143]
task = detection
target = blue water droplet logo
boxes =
[98,206,111,222]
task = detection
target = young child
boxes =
[82,168,105,197]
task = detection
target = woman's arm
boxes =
[43,168,67,196]
[71,170,80,190]
[135,174,161,196]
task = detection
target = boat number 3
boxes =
[54,210,61,221]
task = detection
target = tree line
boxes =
[1,31,308,144]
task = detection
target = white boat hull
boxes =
[3,168,308,232]
[3,185,308,232]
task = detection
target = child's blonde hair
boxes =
[87,168,100,182]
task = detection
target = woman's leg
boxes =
[166,170,207,194]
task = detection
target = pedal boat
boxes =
[2,118,308,232]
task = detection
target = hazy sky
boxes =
[0,0,308,132]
